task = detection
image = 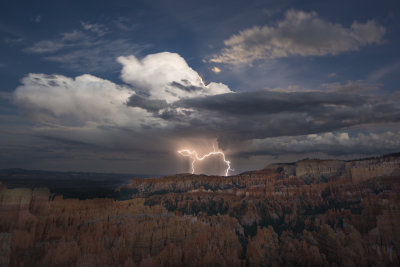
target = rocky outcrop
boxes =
[265,154,400,184]
[346,157,400,182]
[295,159,345,180]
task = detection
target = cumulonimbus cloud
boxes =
[13,52,231,129]
[211,10,386,64]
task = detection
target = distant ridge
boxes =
[0,168,155,177]
[349,151,400,161]
[264,151,400,169]
[0,169,156,199]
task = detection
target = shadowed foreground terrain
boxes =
[0,154,399,266]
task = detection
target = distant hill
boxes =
[0,168,155,199]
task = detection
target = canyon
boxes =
[0,153,399,266]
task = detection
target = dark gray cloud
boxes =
[178,90,365,115]
[161,90,400,149]
[127,94,169,113]
[170,80,203,92]
[122,90,400,147]
[240,130,400,157]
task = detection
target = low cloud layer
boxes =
[249,131,400,156]
[172,90,400,150]
[211,10,385,64]
[323,80,380,94]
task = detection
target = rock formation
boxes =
[0,153,399,266]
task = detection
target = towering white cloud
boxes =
[13,51,232,134]
[212,10,386,64]
[118,52,231,103]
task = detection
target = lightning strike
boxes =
[178,147,233,176]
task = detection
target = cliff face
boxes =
[267,156,400,183]
[0,154,399,266]
[346,157,400,182]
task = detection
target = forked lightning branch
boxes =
[178,147,233,176]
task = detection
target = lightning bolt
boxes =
[178,146,233,176]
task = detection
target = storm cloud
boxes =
[168,89,400,145]
[177,90,365,115]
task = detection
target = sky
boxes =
[1,0,400,175]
